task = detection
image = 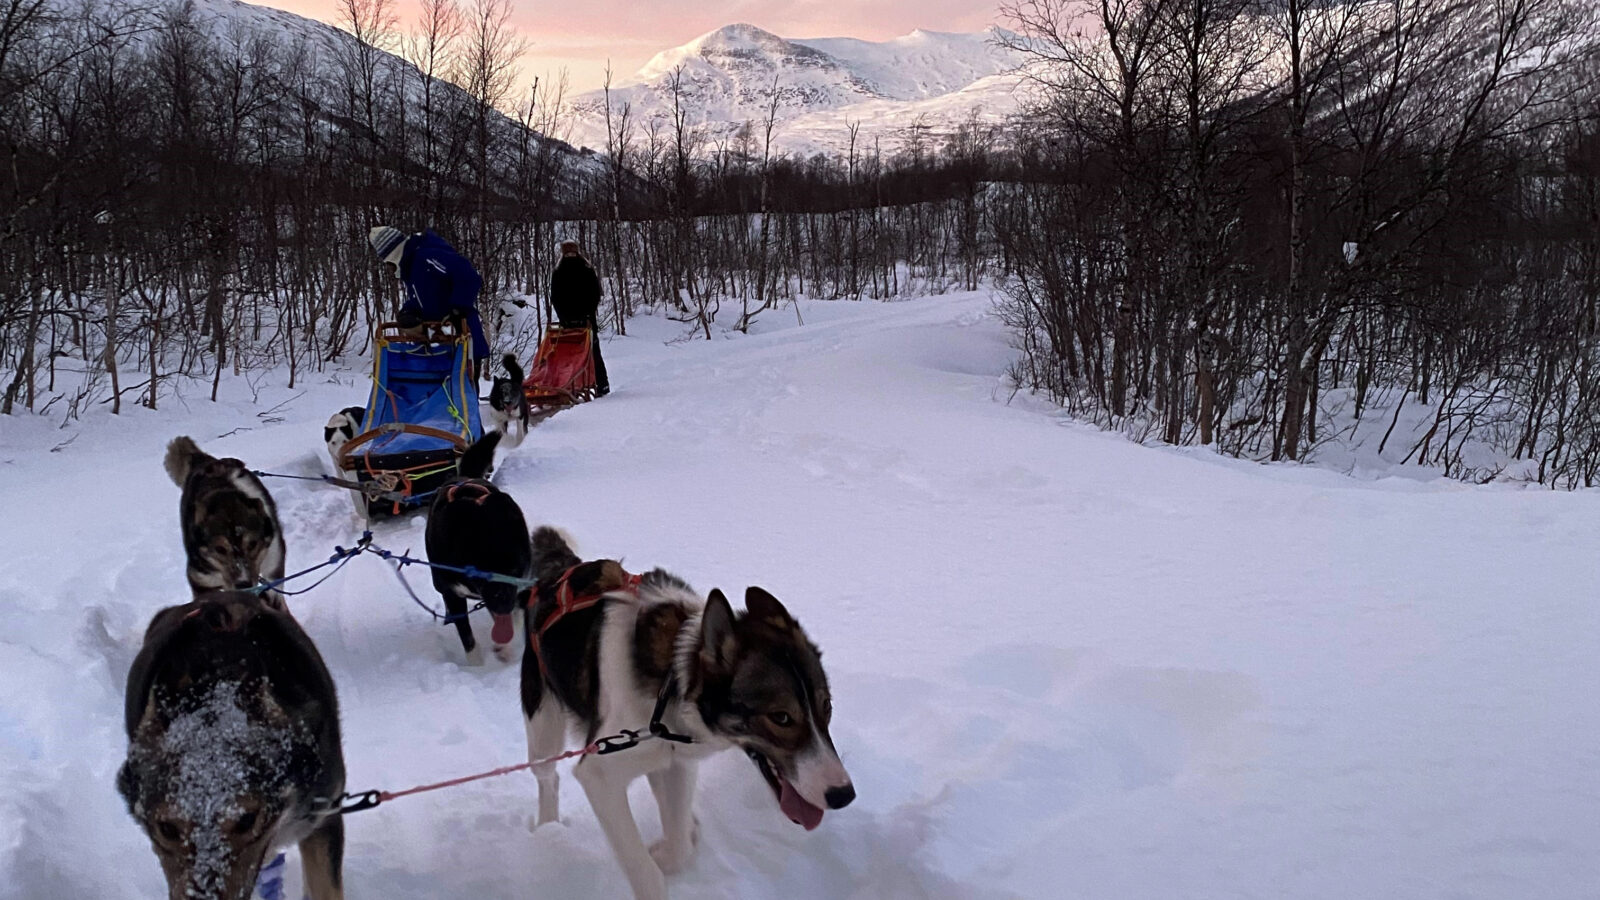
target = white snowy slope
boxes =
[2,293,1598,898]
[569,25,1029,157]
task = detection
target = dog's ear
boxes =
[116,760,138,809]
[699,589,739,670]
[163,436,205,486]
[744,586,794,629]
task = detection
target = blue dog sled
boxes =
[337,320,483,519]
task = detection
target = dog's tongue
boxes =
[490,614,515,645]
[778,778,825,831]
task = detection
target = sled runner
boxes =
[339,320,484,519]
[522,326,597,409]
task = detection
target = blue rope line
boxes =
[251,533,374,596]
[266,553,362,597]
[377,554,486,625]
[238,531,528,626]
[362,540,538,589]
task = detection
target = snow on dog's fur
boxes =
[520,527,855,900]
[118,593,346,900]
[164,437,287,610]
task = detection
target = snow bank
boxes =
[1,293,1596,898]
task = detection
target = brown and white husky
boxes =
[520,526,855,900]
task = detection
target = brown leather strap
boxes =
[337,424,471,469]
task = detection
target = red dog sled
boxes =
[522,326,598,409]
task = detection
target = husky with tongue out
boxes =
[520,526,855,900]
[423,431,529,665]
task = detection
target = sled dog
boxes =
[425,430,530,664]
[322,406,369,517]
[164,436,287,609]
[520,527,855,900]
[323,406,365,474]
[486,354,532,447]
[118,593,346,900]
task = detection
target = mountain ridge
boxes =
[570,24,1027,157]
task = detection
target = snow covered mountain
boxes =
[569,25,1031,158]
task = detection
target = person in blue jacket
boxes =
[369,226,490,373]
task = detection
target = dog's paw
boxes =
[492,642,517,663]
[528,813,564,833]
[649,838,693,875]
[630,868,668,900]
[462,645,486,667]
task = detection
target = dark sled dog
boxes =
[521,527,855,900]
[486,354,532,447]
[165,437,287,609]
[425,430,530,665]
[118,592,346,900]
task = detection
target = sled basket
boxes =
[522,326,596,408]
[339,320,483,518]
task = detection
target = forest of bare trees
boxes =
[993,0,1600,486]
[3,0,1599,485]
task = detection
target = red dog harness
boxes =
[529,563,642,680]
[442,479,495,506]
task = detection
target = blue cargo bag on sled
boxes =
[338,320,482,519]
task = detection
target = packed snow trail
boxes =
[1,293,1596,899]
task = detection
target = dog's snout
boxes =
[824,783,856,810]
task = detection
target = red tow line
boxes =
[332,690,682,816]
[349,742,601,811]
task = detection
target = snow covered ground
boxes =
[1,292,1596,898]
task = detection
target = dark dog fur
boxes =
[424,430,531,664]
[164,437,287,610]
[487,354,531,447]
[520,527,855,900]
[118,593,346,900]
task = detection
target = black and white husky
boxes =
[323,406,365,475]
[118,592,346,900]
[486,354,531,447]
[425,430,530,665]
[164,437,287,610]
[322,407,369,517]
[520,527,855,900]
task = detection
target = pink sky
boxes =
[261,0,1001,94]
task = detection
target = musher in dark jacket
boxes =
[369,226,490,377]
[549,239,609,397]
